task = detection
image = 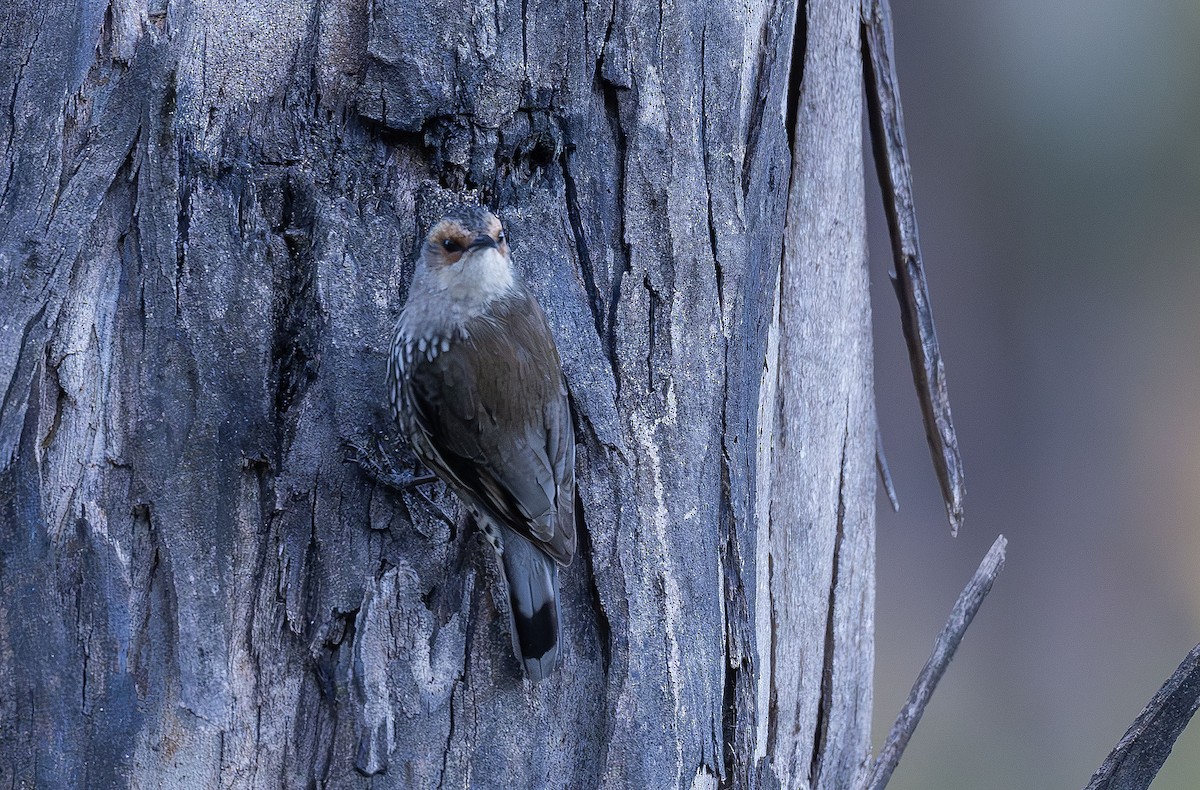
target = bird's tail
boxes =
[498,526,560,682]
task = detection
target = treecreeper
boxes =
[387,206,576,681]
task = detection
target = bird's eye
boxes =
[497,231,507,245]
[441,238,463,253]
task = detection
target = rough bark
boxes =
[0,0,874,787]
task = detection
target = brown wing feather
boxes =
[400,288,575,566]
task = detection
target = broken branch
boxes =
[1085,642,1200,790]
[863,534,1007,789]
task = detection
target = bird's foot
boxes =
[344,434,438,494]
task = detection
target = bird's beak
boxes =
[468,234,499,250]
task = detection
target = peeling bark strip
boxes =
[862,0,965,535]
[0,0,964,786]
[1085,642,1200,790]
[756,0,876,786]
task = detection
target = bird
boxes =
[386,205,576,681]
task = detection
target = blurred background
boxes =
[869,1,1200,787]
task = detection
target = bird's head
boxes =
[423,206,511,269]
[407,206,518,325]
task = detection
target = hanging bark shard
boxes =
[862,0,965,535]
[875,423,900,513]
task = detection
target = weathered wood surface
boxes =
[0,0,874,787]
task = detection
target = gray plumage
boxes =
[387,207,575,681]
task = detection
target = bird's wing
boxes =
[543,369,576,563]
[405,291,575,566]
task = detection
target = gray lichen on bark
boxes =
[0,0,878,787]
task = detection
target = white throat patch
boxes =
[399,247,518,341]
[444,247,515,302]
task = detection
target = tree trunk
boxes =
[0,0,874,786]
